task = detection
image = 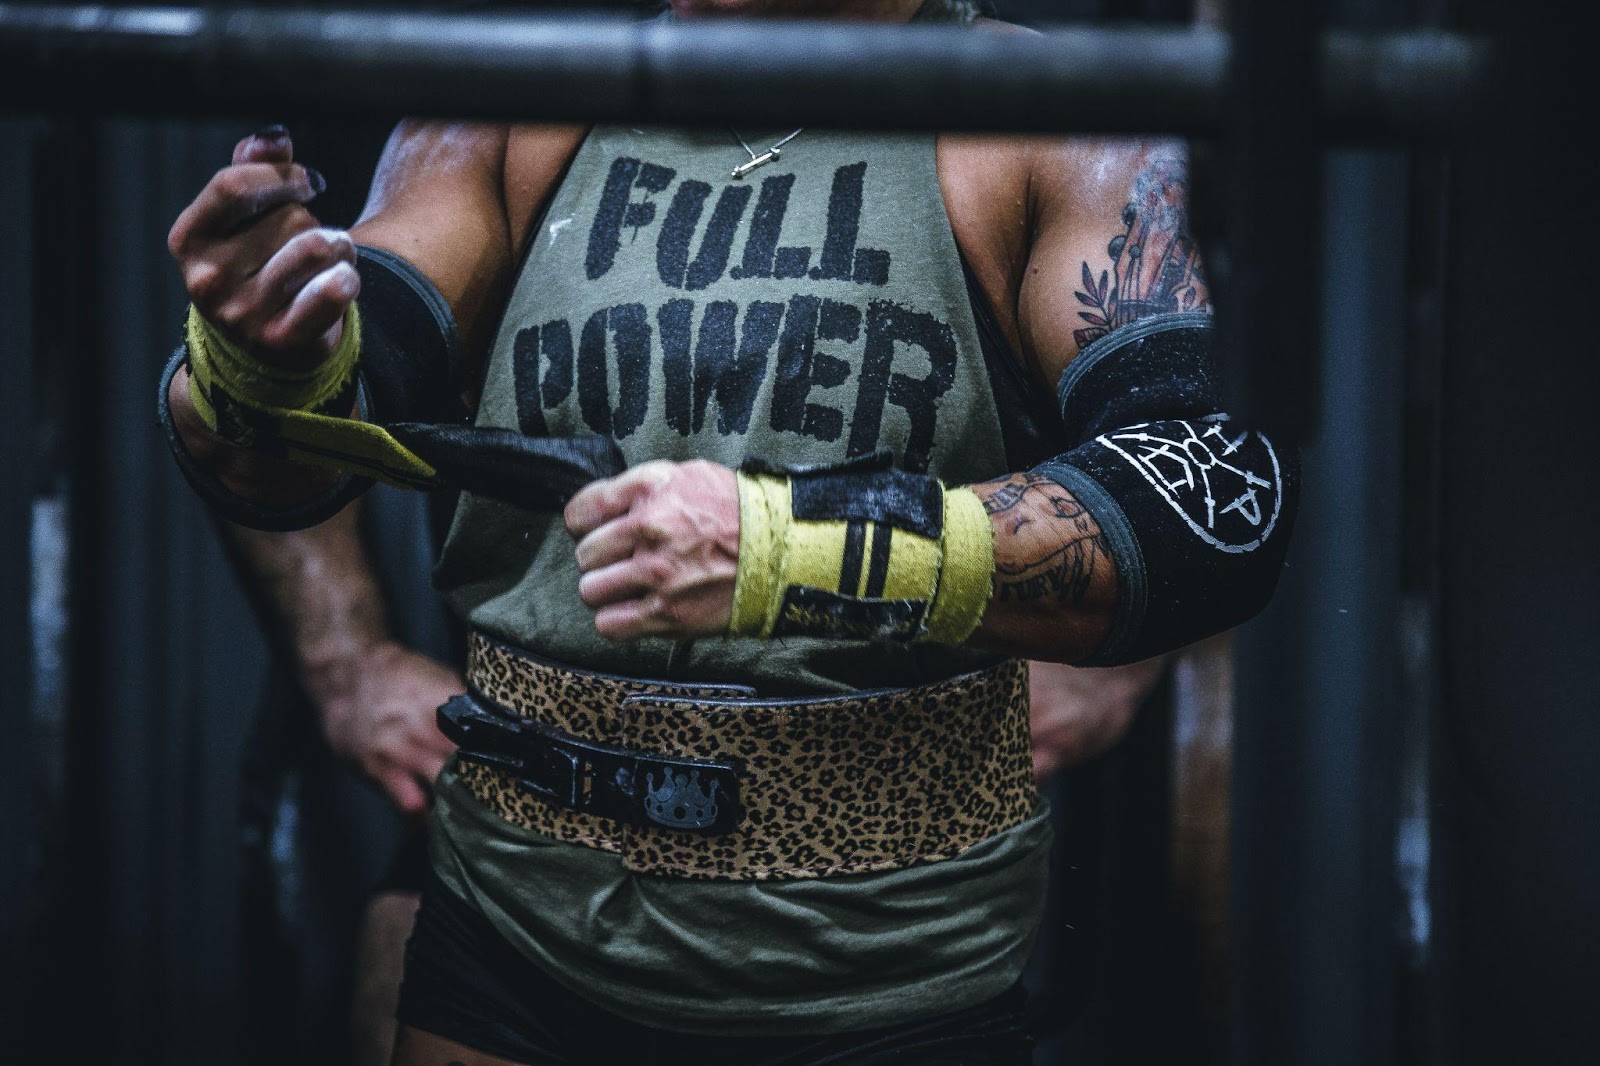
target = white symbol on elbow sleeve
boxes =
[1098,414,1282,553]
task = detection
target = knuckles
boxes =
[289,226,344,263]
[647,595,682,628]
[211,165,265,207]
[574,459,739,640]
[182,260,226,307]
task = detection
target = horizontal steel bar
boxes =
[0,6,1493,140]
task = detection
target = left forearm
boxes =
[968,470,1118,663]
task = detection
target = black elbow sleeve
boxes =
[352,244,465,426]
[1032,312,1299,665]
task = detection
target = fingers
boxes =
[569,460,740,642]
[202,250,358,369]
[247,226,358,317]
[578,556,655,610]
[203,220,352,324]
[232,124,294,166]
[573,512,648,574]
[214,198,325,281]
[592,591,715,643]
[168,132,348,367]
[381,770,430,818]
[378,708,454,817]
[422,722,458,764]
[565,462,674,539]
[174,198,320,318]
[171,161,323,248]
[262,259,361,356]
[593,598,664,643]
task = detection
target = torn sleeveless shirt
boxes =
[430,123,1051,1034]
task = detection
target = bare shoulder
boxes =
[356,120,508,225]
[347,120,585,369]
[1017,137,1210,387]
[1028,137,1195,251]
[354,121,587,258]
[505,123,590,249]
[935,17,1036,350]
[936,18,1059,335]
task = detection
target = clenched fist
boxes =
[565,460,741,642]
[167,125,359,371]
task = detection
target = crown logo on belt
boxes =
[645,768,723,831]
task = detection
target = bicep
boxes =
[994,142,1295,667]
[1017,139,1212,392]
[351,120,515,364]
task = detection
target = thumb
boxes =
[383,771,429,817]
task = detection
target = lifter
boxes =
[161,0,1297,1061]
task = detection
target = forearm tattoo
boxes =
[978,472,1110,608]
[1074,155,1210,348]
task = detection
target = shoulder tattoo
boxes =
[1074,155,1210,349]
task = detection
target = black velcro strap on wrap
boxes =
[771,585,928,642]
[789,468,944,538]
[744,449,945,538]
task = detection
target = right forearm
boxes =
[220,497,464,816]
[165,122,517,520]
[218,500,390,714]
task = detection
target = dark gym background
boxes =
[1,1,1592,1064]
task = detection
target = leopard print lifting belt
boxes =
[450,632,1036,881]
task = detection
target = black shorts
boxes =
[396,873,1034,1065]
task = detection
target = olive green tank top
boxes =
[429,73,1051,1034]
[436,122,1010,692]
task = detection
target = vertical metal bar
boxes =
[1222,1,1321,1066]
[1434,2,1596,1063]
[46,116,123,1061]
[0,119,37,1035]
[1217,0,1321,437]
[1228,155,1411,1066]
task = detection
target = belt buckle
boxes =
[439,693,742,835]
[634,755,741,834]
[540,732,742,836]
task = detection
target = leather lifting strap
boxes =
[387,424,626,510]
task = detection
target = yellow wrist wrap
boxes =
[728,468,994,645]
[183,305,437,490]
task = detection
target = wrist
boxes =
[302,634,395,733]
[168,363,348,504]
[186,302,360,427]
[726,455,993,645]
[183,304,438,493]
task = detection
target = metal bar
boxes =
[1436,2,1597,1062]
[0,6,1491,141]
[1224,0,1321,1065]
[0,120,36,1038]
